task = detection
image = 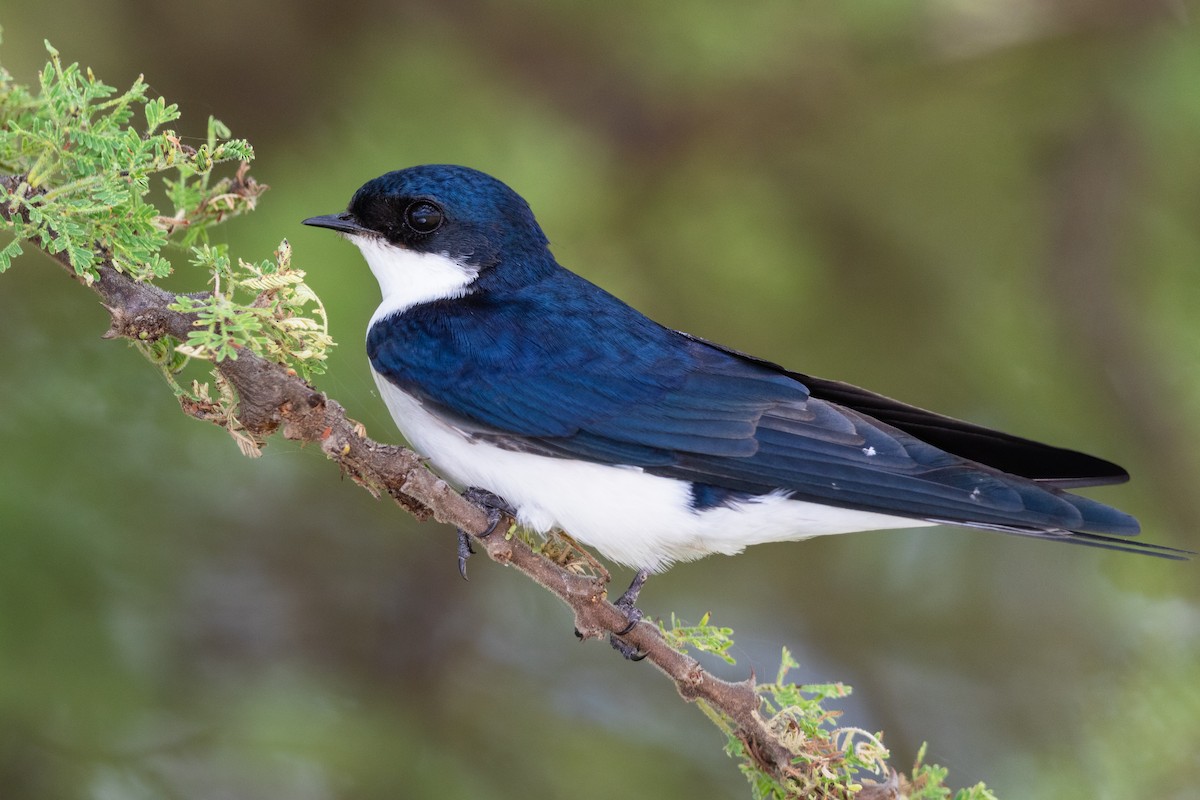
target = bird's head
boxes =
[304,165,551,313]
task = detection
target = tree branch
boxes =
[10,208,900,797]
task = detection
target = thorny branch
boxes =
[8,199,900,798]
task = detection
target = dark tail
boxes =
[932,518,1193,560]
[994,527,1192,560]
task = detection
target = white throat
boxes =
[350,235,479,325]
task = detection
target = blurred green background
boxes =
[2,2,1198,798]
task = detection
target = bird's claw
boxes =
[609,568,651,661]
[456,529,475,580]
[456,487,515,580]
[610,636,648,661]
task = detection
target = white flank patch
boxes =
[348,234,479,324]
[371,371,934,572]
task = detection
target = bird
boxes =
[303,165,1187,648]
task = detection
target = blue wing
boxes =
[369,268,1178,556]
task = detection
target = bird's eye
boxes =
[404,200,444,234]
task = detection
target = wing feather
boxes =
[368,272,1143,542]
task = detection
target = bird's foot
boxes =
[609,568,651,661]
[457,487,515,580]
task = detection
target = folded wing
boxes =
[368,277,1184,558]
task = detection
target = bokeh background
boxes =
[2,2,1198,798]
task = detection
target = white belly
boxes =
[372,370,932,571]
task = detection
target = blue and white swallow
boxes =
[303,165,1186,625]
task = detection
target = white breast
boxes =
[370,370,932,571]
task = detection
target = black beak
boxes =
[302,213,371,235]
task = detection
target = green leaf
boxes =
[143,96,180,133]
[0,238,22,271]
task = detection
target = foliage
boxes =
[659,610,737,664]
[686,640,887,799]
[0,37,331,391]
[168,239,332,379]
[0,40,250,279]
[908,744,998,800]
[664,619,996,799]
